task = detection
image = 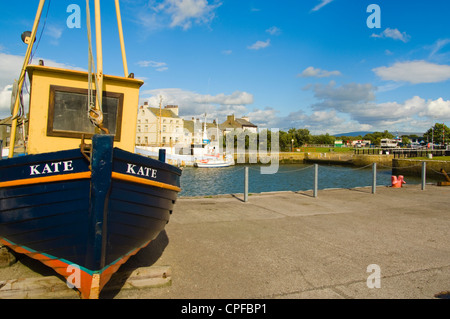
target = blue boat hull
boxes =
[0,135,181,298]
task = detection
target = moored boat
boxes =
[0,0,181,299]
[194,155,235,168]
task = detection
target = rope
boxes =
[247,165,314,173]
[320,163,374,171]
[390,164,424,169]
[274,165,315,173]
[429,168,449,175]
[30,0,51,62]
[85,0,104,130]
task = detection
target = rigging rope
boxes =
[85,0,106,132]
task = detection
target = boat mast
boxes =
[8,0,46,158]
[94,0,103,115]
[159,96,162,147]
[114,0,129,77]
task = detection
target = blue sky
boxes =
[1,0,450,134]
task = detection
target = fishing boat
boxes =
[0,0,181,299]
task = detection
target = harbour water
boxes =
[179,163,430,197]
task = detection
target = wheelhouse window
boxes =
[47,85,123,140]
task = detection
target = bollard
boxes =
[421,161,426,190]
[372,162,377,194]
[313,164,318,198]
[244,166,249,202]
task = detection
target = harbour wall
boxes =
[393,159,450,179]
[234,152,395,167]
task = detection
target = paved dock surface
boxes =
[1,184,449,299]
[113,184,450,299]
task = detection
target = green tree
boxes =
[423,123,450,145]
[311,133,335,145]
[279,130,291,151]
[401,136,410,146]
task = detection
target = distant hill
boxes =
[334,131,424,137]
[333,131,373,137]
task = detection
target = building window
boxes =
[163,125,166,132]
[145,125,148,132]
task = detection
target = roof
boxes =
[219,116,257,130]
[148,107,180,119]
[235,118,257,127]
[184,120,218,133]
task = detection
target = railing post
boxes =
[244,166,249,202]
[313,164,318,198]
[372,162,377,194]
[421,161,426,191]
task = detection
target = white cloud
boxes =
[137,60,168,71]
[311,0,334,12]
[427,38,450,61]
[0,85,13,117]
[141,84,450,134]
[247,39,270,50]
[419,97,450,119]
[373,60,450,84]
[148,0,222,30]
[0,52,85,118]
[195,91,254,105]
[303,80,450,132]
[307,81,376,114]
[141,88,253,120]
[246,107,280,128]
[298,66,341,78]
[45,25,63,45]
[266,26,281,36]
[371,28,411,43]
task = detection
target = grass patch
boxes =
[409,156,450,161]
[296,147,354,153]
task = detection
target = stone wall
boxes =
[393,159,450,179]
[233,152,395,166]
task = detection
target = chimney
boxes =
[227,114,235,124]
[144,101,148,106]
[165,105,179,116]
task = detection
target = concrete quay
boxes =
[1,184,449,299]
[114,184,450,299]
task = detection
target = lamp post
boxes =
[291,139,294,152]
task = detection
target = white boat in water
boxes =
[194,154,235,168]
[193,113,235,168]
